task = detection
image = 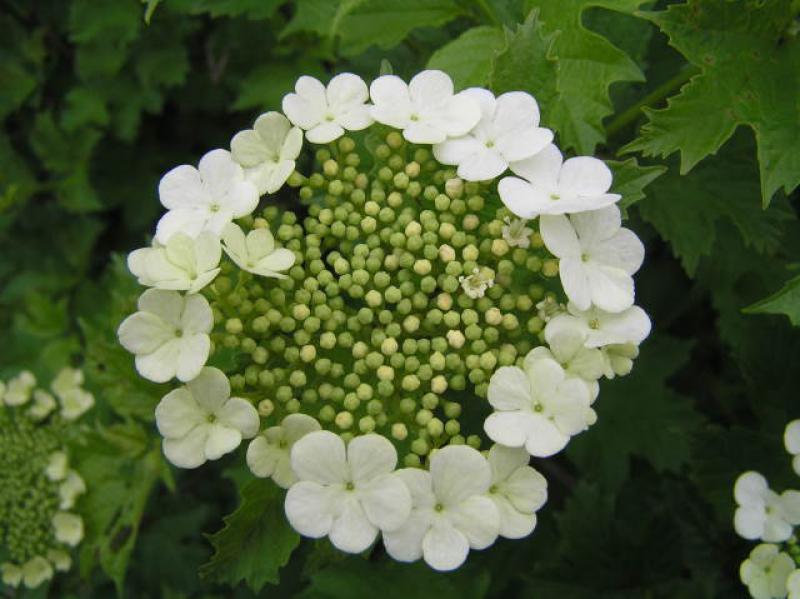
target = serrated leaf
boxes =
[607,158,666,210]
[427,26,505,90]
[200,479,300,592]
[567,335,705,491]
[744,274,800,326]
[623,0,800,206]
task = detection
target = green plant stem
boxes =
[605,67,699,139]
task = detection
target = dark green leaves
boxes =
[745,274,800,327]
[427,26,505,90]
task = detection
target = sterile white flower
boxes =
[155,149,259,243]
[787,570,800,599]
[221,223,296,278]
[484,355,596,457]
[530,327,606,402]
[498,144,620,218]
[21,556,53,589]
[284,431,412,553]
[785,420,800,477]
[3,371,36,406]
[740,544,794,599]
[52,512,83,546]
[118,289,212,383]
[128,232,221,294]
[433,89,552,181]
[502,217,533,248]
[600,343,640,378]
[230,112,302,195]
[282,73,372,144]
[59,470,87,510]
[383,445,500,571]
[50,367,94,420]
[369,70,481,144]
[28,389,56,420]
[540,205,644,313]
[486,445,547,539]
[734,471,800,542]
[47,549,71,572]
[545,302,652,349]
[155,366,259,468]
[1,562,22,587]
[45,451,68,481]
[246,413,321,488]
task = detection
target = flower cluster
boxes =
[734,420,800,599]
[118,70,649,570]
[0,369,92,589]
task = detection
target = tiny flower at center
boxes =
[549,193,560,200]
[434,503,444,512]
[207,414,217,423]
[345,481,355,491]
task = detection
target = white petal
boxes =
[348,434,397,483]
[409,70,454,106]
[135,339,181,383]
[253,249,295,277]
[762,513,793,542]
[503,467,548,513]
[432,136,484,166]
[254,111,294,156]
[450,494,499,549]
[559,156,614,197]
[327,73,369,111]
[457,149,508,181]
[359,473,412,532]
[484,411,537,448]
[186,367,230,413]
[335,105,372,131]
[494,126,553,163]
[204,424,242,460]
[246,436,284,480]
[247,160,296,195]
[221,222,248,264]
[526,357,567,397]
[487,366,532,411]
[231,129,269,167]
[786,421,800,455]
[559,258,592,311]
[422,523,469,572]
[117,312,173,355]
[589,228,645,275]
[283,92,325,131]
[780,490,800,524]
[383,511,431,563]
[396,468,436,509]
[329,497,379,553]
[488,444,530,483]
[492,91,540,131]
[497,177,553,219]
[159,164,208,210]
[492,494,537,539]
[53,512,84,546]
[285,481,335,537]
[155,388,203,438]
[403,122,447,144]
[291,430,348,484]
[176,334,210,382]
[369,75,412,128]
[437,92,482,137]
[508,143,562,187]
[221,180,258,218]
[306,122,345,144]
[430,445,491,506]
[587,265,635,313]
[523,416,570,457]
[198,149,241,200]
[139,288,184,325]
[282,413,322,442]
[571,205,621,245]
[216,397,259,438]
[155,208,208,243]
[280,126,303,160]
[539,214,581,258]
[163,425,209,468]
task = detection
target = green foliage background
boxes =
[1,0,799,597]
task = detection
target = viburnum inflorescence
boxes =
[118,69,651,571]
[0,369,93,589]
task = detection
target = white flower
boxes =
[788,570,800,599]
[433,89,552,181]
[1,562,22,587]
[246,413,321,488]
[740,544,794,599]
[600,343,640,378]
[486,445,547,539]
[117,289,212,383]
[785,420,800,477]
[3,371,36,406]
[28,389,56,420]
[540,205,644,313]
[284,431,412,553]
[59,470,87,510]
[21,556,53,589]
[50,367,94,420]
[45,451,68,481]
[128,232,221,294]
[502,217,533,249]
[536,296,563,322]
[52,512,83,546]
[545,302,652,349]
[498,144,620,218]
[734,471,800,542]
[530,327,606,402]
[230,112,302,195]
[458,267,494,299]
[369,70,481,144]
[282,73,372,144]
[155,149,259,243]
[47,549,71,572]
[221,223,296,278]
[383,445,500,571]
[484,355,596,458]
[155,367,260,469]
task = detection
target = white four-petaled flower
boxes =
[734,471,800,542]
[383,445,500,571]
[247,413,321,488]
[283,74,372,144]
[498,144,620,218]
[785,420,800,477]
[529,327,606,402]
[740,544,795,599]
[230,112,303,195]
[486,445,547,539]
[545,302,652,349]
[3,371,36,406]
[284,431,412,553]
[434,89,552,181]
[540,205,644,313]
[117,289,212,383]
[128,232,221,294]
[502,217,533,249]
[369,70,481,144]
[221,223,296,278]
[155,367,260,468]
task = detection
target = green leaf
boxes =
[623,0,800,206]
[744,274,800,326]
[199,479,300,592]
[567,335,706,491]
[167,0,285,19]
[235,59,327,112]
[427,26,505,90]
[607,158,666,211]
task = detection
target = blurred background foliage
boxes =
[1,0,799,597]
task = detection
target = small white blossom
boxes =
[383,445,500,571]
[531,326,606,402]
[734,471,800,542]
[246,413,321,488]
[3,371,36,406]
[484,355,596,458]
[540,205,644,313]
[369,70,481,144]
[787,570,800,599]
[1,562,22,587]
[230,112,302,195]
[785,420,800,477]
[502,217,533,248]
[221,223,295,279]
[59,470,86,510]
[284,431,412,554]
[117,289,213,383]
[47,549,71,572]
[433,89,552,181]
[459,267,494,299]
[21,557,53,589]
[45,451,68,481]
[740,544,794,599]
[28,389,56,420]
[545,302,652,349]
[535,296,564,322]
[52,512,83,546]
[128,232,221,294]
[50,367,94,420]
[600,343,640,378]
[498,144,620,218]
[155,367,259,468]
[486,445,547,539]
[155,149,259,243]
[282,73,372,144]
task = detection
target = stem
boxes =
[605,67,699,139]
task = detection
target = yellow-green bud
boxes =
[391,423,408,441]
[335,411,354,430]
[257,399,274,417]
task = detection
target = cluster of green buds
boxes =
[202,130,562,467]
[0,370,92,589]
